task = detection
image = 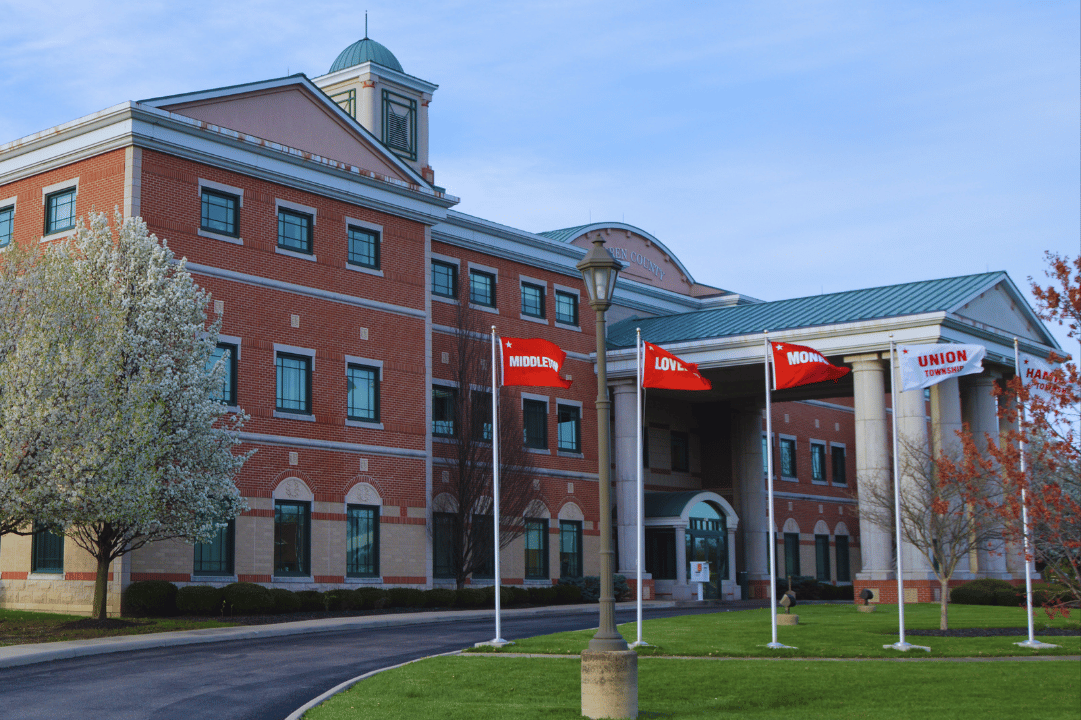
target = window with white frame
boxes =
[810,442,826,483]
[779,436,797,478]
[831,444,847,485]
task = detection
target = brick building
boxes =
[0,37,1061,614]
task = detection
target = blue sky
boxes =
[1,1,1077,352]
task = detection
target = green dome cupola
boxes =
[329,37,404,74]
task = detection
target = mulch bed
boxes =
[58,618,152,631]
[906,627,1080,637]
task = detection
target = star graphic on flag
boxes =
[505,341,512,348]
[902,349,908,354]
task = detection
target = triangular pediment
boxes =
[953,278,1055,347]
[145,78,418,185]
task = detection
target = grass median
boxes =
[305,604,1080,720]
[0,608,237,646]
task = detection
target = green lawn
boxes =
[467,603,1080,658]
[0,608,237,646]
[306,655,1081,720]
[305,605,1080,719]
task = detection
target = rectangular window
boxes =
[831,446,847,485]
[194,521,235,576]
[783,532,800,577]
[274,500,310,576]
[0,205,13,248]
[201,188,238,237]
[762,435,769,475]
[278,208,313,254]
[471,390,492,441]
[555,290,579,326]
[521,282,545,318]
[815,534,830,581]
[208,342,238,406]
[347,505,379,578]
[559,520,583,578]
[382,89,417,161]
[469,269,496,307]
[433,512,457,578]
[472,514,494,578]
[432,386,457,437]
[811,443,826,483]
[524,518,549,579]
[347,364,380,422]
[276,353,312,414]
[671,431,689,472]
[44,188,76,235]
[431,260,458,298]
[31,524,63,574]
[780,437,797,478]
[347,225,379,269]
[523,398,547,449]
[557,404,581,453]
[835,535,851,582]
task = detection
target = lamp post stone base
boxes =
[581,649,638,719]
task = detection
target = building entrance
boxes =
[686,501,726,599]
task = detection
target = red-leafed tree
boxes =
[965,253,1080,606]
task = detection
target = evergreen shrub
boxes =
[221,582,274,615]
[270,588,302,614]
[122,580,178,617]
[176,585,223,616]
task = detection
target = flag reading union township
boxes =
[898,343,986,391]
[501,337,572,388]
[771,342,850,390]
[642,342,712,391]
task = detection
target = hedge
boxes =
[270,588,302,614]
[176,585,223,616]
[222,582,275,615]
[123,580,178,617]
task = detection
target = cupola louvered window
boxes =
[382,90,417,161]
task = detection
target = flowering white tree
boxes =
[0,212,251,620]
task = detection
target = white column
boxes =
[611,381,639,575]
[674,525,689,601]
[846,353,893,581]
[736,405,769,583]
[893,360,936,579]
[963,376,1010,578]
[931,378,972,578]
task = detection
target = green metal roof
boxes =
[329,38,404,74]
[645,491,705,518]
[609,271,1007,349]
[537,224,595,243]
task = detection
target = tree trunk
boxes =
[92,551,111,621]
[939,577,950,630]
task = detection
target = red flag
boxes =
[642,342,712,391]
[771,342,849,390]
[501,337,572,388]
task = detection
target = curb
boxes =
[0,600,680,669]
[284,650,463,720]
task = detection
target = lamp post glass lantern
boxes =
[577,238,626,651]
[577,238,637,720]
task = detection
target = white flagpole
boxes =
[489,326,508,646]
[1013,338,1058,649]
[632,328,648,647]
[763,332,791,649]
[884,335,927,651]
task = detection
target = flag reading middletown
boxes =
[641,341,712,391]
[500,337,573,388]
[771,341,850,390]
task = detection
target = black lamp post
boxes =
[577,237,637,719]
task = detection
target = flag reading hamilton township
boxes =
[771,342,850,390]
[1019,352,1065,403]
[642,342,712,391]
[898,343,986,391]
[501,337,572,388]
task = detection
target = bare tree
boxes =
[859,435,1006,630]
[432,300,540,590]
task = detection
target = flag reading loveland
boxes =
[500,337,573,388]
[771,342,850,390]
[641,342,712,391]
[898,343,986,391]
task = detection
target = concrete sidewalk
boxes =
[0,600,684,669]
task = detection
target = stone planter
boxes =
[857,605,876,613]
[776,614,799,625]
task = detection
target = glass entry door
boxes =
[686,502,727,599]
